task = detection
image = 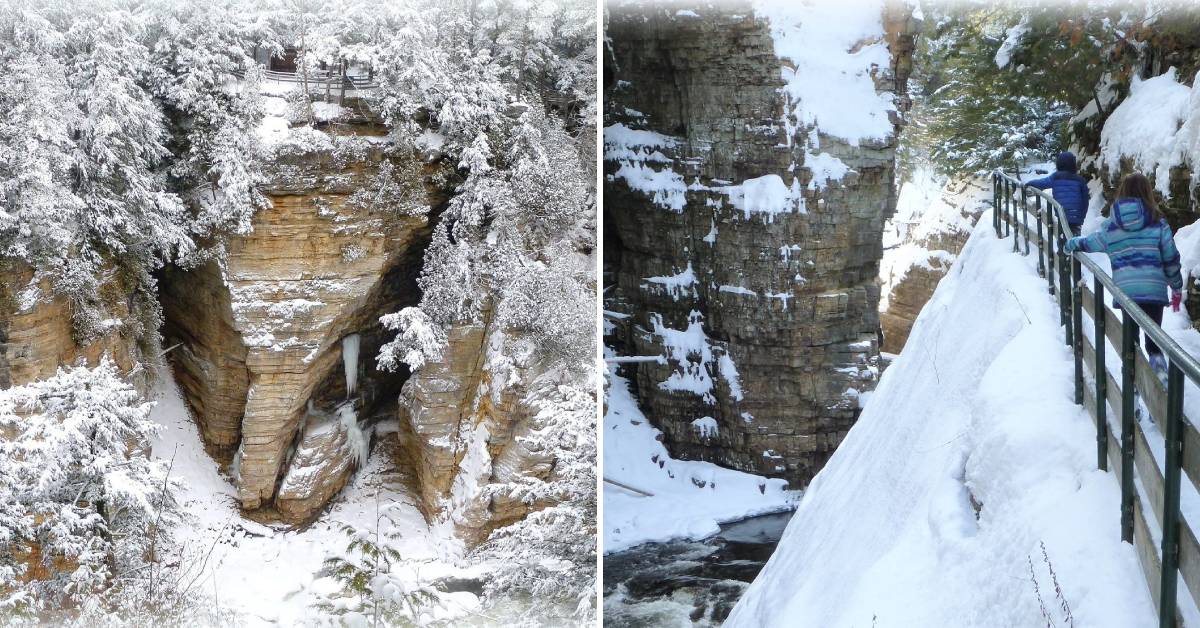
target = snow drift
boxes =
[726,214,1156,627]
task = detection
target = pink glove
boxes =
[1172,290,1182,312]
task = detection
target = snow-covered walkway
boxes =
[726,211,1158,627]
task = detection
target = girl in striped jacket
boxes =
[1065,173,1183,377]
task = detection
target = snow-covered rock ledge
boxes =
[727,213,1157,627]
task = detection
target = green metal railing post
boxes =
[1058,233,1071,339]
[1072,257,1083,402]
[1013,182,1022,253]
[993,174,1000,237]
[1095,275,1108,471]
[1121,310,1136,543]
[1005,179,1012,238]
[1021,184,1031,255]
[1047,204,1057,296]
[1160,362,1185,628]
[1035,195,1046,277]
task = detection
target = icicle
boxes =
[229,440,244,482]
[341,333,361,397]
[338,403,368,467]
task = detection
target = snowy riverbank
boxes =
[602,358,797,554]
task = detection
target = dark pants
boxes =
[1069,224,1081,237]
[1114,300,1165,357]
[1136,301,1165,358]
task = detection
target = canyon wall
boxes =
[160,112,438,523]
[879,176,989,354]
[0,262,140,390]
[603,1,916,485]
[398,319,559,545]
[155,102,565,542]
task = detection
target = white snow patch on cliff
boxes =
[611,161,688,211]
[718,284,758,297]
[1099,68,1191,197]
[604,122,677,155]
[727,174,800,219]
[804,150,851,190]
[691,416,719,438]
[727,212,1157,628]
[649,311,747,405]
[754,0,895,145]
[643,262,698,300]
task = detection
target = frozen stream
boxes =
[602,510,794,626]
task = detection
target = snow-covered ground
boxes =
[148,368,485,626]
[602,358,797,554]
[727,212,1158,627]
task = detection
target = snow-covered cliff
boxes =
[604,0,916,489]
[879,168,989,353]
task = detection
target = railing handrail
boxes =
[992,169,1200,385]
[231,67,379,90]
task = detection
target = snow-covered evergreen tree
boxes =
[905,3,1142,177]
[0,0,271,346]
[313,510,445,627]
[144,0,271,245]
[473,377,597,619]
[0,358,179,617]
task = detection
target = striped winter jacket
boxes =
[1067,197,1183,305]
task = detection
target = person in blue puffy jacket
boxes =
[1027,151,1090,236]
[1065,173,1183,378]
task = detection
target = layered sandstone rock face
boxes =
[0,262,139,390]
[879,176,988,354]
[161,122,436,523]
[160,261,249,450]
[398,318,556,545]
[398,321,490,520]
[604,1,916,485]
[276,404,360,523]
[159,101,563,538]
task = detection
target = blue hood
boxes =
[1113,198,1148,231]
[1056,151,1078,173]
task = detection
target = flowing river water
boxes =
[602,510,794,626]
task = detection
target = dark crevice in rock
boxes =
[159,260,251,460]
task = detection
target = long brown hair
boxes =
[1116,173,1163,222]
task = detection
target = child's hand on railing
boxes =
[1064,238,1079,253]
[1172,290,1182,312]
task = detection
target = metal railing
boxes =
[234,66,380,92]
[993,170,1200,627]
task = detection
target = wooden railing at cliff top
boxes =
[993,169,1200,628]
[232,66,380,92]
